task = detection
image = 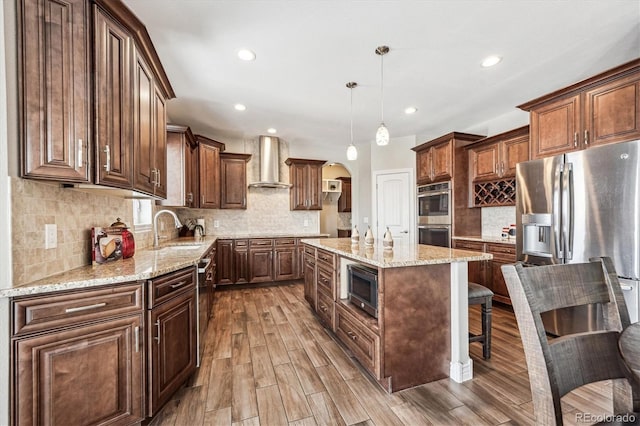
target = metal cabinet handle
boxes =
[151,169,157,186]
[65,302,107,314]
[573,132,578,147]
[103,145,111,172]
[154,320,161,343]
[621,285,633,291]
[202,195,205,205]
[346,330,357,341]
[187,192,193,204]
[170,280,188,289]
[320,304,328,312]
[584,129,589,146]
[77,139,83,164]
[156,169,161,186]
[134,326,140,352]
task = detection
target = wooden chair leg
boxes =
[481,297,492,359]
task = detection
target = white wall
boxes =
[0,0,15,422]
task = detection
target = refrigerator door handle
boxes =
[553,162,564,259]
[563,163,574,260]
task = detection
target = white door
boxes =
[374,170,413,244]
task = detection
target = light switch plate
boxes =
[303,219,309,227]
[213,220,220,228]
[45,224,57,249]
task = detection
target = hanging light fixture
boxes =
[375,45,390,146]
[346,82,358,161]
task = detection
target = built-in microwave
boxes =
[417,181,451,225]
[347,263,378,318]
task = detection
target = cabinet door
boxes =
[338,180,351,212]
[94,6,133,188]
[303,255,316,307]
[19,0,90,182]
[216,239,234,285]
[416,149,432,184]
[431,140,453,182]
[220,157,247,209]
[188,143,199,207]
[234,243,249,284]
[489,260,511,305]
[307,163,323,210]
[14,315,144,425]
[132,52,156,195]
[154,87,167,198]
[584,73,640,148]
[199,143,220,209]
[289,164,308,210]
[529,94,581,159]
[274,246,297,281]
[249,249,273,283]
[148,291,197,416]
[501,134,529,178]
[469,143,499,182]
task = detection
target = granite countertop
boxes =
[301,238,492,268]
[2,236,218,298]
[453,235,516,245]
[211,232,330,239]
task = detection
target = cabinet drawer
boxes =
[317,248,335,268]
[454,240,485,252]
[275,238,296,247]
[304,245,316,257]
[335,304,379,376]
[316,288,334,329]
[316,263,334,296]
[486,243,516,261]
[250,238,273,248]
[148,267,196,308]
[13,282,144,336]
[235,239,248,247]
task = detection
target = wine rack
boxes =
[472,179,516,207]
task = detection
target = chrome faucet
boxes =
[153,209,183,248]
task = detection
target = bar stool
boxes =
[468,282,493,359]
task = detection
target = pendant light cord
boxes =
[380,53,384,122]
[350,85,354,144]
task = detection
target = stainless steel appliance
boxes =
[197,252,215,365]
[516,139,640,335]
[348,263,379,318]
[417,181,451,247]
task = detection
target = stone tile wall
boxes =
[481,206,516,237]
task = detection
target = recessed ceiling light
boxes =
[267,128,277,134]
[234,104,246,111]
[237,49,256,61]
[404,106,418,114]
[481,55,502,68]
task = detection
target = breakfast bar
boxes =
[301,238,492,392]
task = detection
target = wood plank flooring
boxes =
[150,282,617,425]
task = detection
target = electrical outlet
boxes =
[303,219,309,227]
[363,217,368,224]
[213,220,220,228]
[45,224,57,249]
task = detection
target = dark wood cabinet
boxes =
[303,247,316,307]
[469,127,529,182]
[153,86,167,198]
[452,240,487,286]
[285,158,326,210]
[520,59,640,159]
[414,140,453,184]
[161,124,198,207]
[249,239,274,283]
[147,267,197,416]
[19,0,91,182]
[274,238,297,281]
[133,52,156,195]
[337,229,352,238]
[215,239,234,285]
[220,153,251,209]
[337,177,352,212]
[11,282,145,425]
[234,240,249,284]
[197,135,225,209]
[94,5,133,189]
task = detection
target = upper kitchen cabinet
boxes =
[337,177,351,212]
[285,158,326,210]
[19,0,175,194]
[220,153,251,209]
[413,139,453,184]
[197,135,225,209]
[519,59,640,159]
[160,124,198,207]
[469,126,529,182]
[19,0,91,182]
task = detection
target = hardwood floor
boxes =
[150,281,616,425]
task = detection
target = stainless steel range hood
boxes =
[248,136,292,188]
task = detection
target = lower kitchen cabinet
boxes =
[147,267,197,416]
[216,239,234,285]
[11,283,146,425]
[274,238,297,281]
[234,240,249,284]
[249,241,274,283]
[303,246,316,307]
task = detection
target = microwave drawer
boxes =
[12,282,144,336]
[316,288,334,329]
[335,304,379,377]
[316,263,334,296]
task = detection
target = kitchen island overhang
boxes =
[301,238,493,392]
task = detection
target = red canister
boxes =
[110,218,135,259]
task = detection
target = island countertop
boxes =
[300,238,492,268]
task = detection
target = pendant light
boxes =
[346,82,358,161]
[375,45,390,146]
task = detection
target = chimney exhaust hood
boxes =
[248,136,292,188]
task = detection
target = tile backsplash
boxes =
[481,206,516,237]
[11,178,179,286]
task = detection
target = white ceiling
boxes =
[124,0,640,150]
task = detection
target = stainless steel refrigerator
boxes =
[516,139,640,335]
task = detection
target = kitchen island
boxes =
[301,238,492,392]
